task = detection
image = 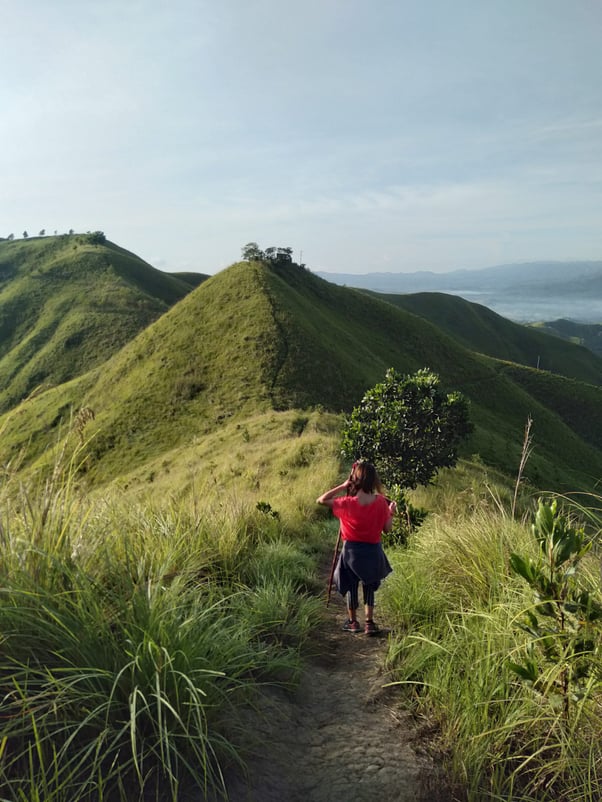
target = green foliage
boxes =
[256,500,280,519]
[241,242,294,264]
[382,474,602,800]
[85,229,106,244]
[0,456,320,800]
[509,498,602,719]
[241,241,264,261]
[0,248,601,498]
[341,367,473,490]
[382,495,428,546]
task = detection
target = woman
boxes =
[316,461,396,635]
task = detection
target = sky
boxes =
[2,0,602,276]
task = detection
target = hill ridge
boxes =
[0,251,600,494]
[0,235,203,413]
[368,290,602,386]
[315,261,602,323]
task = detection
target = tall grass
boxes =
[0,454,322,801]
[381,483,602,801]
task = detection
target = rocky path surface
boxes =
[222,585,449,802]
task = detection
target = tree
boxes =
[241,242,264,261]
[341,367,473,491]
[39,229,45,236]
[241,242,296,266]
[22,231,28,239]
[7,233,14,241]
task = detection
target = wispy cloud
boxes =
[2,0,602,275]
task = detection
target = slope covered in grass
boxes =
[260,263,602,491]
[1,258,601,495]
[528,318,602,357]
[383,469,602,801]
[369,290,602,385]
[0,235,197,412]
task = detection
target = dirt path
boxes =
[222,584,449,802]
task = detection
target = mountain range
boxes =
[317,261,602,323]
[0,235,601,496]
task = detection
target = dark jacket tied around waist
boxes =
[334,541,392,596]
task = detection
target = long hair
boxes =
[347,460,384,496]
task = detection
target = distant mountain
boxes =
[1,257,601,495]
[316,261,602,323]
[0,234,207,412]
[367,291,602,386]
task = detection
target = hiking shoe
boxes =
[364,620,379,636]
[342,619,361,633]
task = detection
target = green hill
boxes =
[258,264,602,491]
[0,234,201,412]
[171,271,210,289]
[528,318,602,358]
[1,256,601,495]
[367,291,602,386]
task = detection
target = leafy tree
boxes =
[341,368,472,540]
[342,367,472,490]
[265,246,293,264]
[39,229,45,236]
[22,231,28,238]
[241,242,295,265]
[241,242,264,261]
[7,233,14,241]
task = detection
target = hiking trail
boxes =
[222,579,450,802]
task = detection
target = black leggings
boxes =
[347,580,378,610]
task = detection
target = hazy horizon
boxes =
[3,1,602,277]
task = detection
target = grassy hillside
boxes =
[258,264,602,491]
[368,290,602,385]
[528,318,602,357]
[0,258,601,495]
[0,235,198,412]
[171,271,210,289]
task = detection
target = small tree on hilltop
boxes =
[341,368,473,539]
[241,242,295,266]
[87,230,106,245]
[241,242,265,261]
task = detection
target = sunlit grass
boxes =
[0,450,325,801]
[381,479,602,801]
[95,408,341,525]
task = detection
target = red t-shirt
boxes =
[331,494,391,543]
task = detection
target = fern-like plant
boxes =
[509,498,602,720]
